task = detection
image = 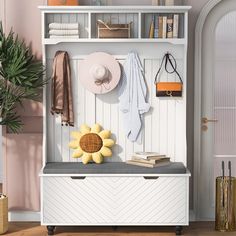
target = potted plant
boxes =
[0,22,46,133]
[0,21,46,234]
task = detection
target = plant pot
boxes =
[152,0,159,5]
[48,0,79,6]
[165,0,174,6]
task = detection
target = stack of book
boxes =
[126,152,171,168]
[149,14,179,39]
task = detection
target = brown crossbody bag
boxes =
[154,53,183,97]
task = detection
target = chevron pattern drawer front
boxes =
[42,176,188,225]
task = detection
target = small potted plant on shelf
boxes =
[0,22,46,133]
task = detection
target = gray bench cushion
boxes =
[43,162,187,174]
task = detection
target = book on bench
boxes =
[126,152,171,168]
[126,159,171,168]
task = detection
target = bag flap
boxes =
[156,82,182,91]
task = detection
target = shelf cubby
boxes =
[141,13,185,39]
[91,12,139,39]
[45,12,89,39]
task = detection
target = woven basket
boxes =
[97,20,132,39]
[0,196,8,234]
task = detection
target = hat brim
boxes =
[79,52,121,94]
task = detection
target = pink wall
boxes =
[4,0,47,58]
[0,0,210,211]
[4,134,42,211]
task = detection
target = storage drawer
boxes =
[42,176,188,225]
[43,176,115,224]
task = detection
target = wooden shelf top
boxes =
[38,5,192,13]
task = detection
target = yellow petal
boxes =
[92,152,103,164]
[69,140,79,149]
[82,153,92,164]
[71,131,82,140]
[91,123,101,134]
[80,124,91,134]
[100,146,112,157]
[103,139,115,147]
[72,148,83,158]
[99,130,111,139]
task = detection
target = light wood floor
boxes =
[3,222,236,236]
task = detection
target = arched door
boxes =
[196,0,236,220]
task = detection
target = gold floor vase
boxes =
[215,177,236,232]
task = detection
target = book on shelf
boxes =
[132,156,170,165]
[162,16,167,39]
[134,152,166,160]
[158,16,163,38]
[126,160,171,168]
[154,15,159,38]
[167,14,174,38]
[173,14,179,38]
[149,16,155,38]
[149,14,179,39]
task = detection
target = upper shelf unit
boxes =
[39,5,191,45]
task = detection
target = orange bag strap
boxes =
[154,53,183,84]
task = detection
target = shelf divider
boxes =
[138,12,142,39]
[88,12,91,39]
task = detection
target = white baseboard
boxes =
[8,211,40,222]
[8,210,196,223]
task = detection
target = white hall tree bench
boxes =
[39,5,191,236]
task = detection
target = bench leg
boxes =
[175,226,183,235]
[47,226,56,235]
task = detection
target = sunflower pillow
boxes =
[68,124,115,164]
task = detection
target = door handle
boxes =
[202,117,218,124]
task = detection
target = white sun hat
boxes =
[79,52,121,94]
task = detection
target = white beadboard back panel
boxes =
[46,43,186,164]
[43,176,187,225]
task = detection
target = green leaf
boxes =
[0,21,47,133]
